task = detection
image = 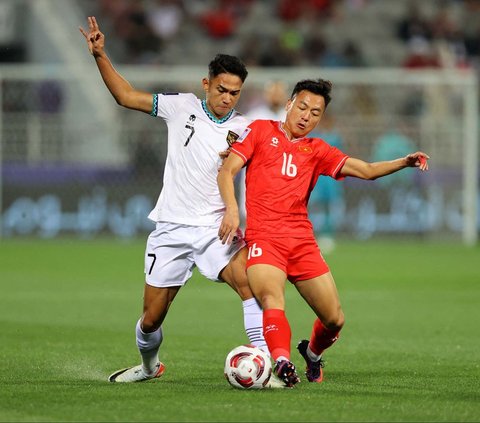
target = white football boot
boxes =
[108,362,165,383]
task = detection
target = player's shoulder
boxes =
[251,119,278,126]
[157,92,198,105]
[248,119,280,132]
[307,136,347,159]
[230,110,252,126]
[308,135,334,149]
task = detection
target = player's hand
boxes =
[218,209,240,245]
[219,149,231,161]
[405,152,430,171]
[79,16,105,57]
[218,149,231,171]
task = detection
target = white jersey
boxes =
[148,92,251,226]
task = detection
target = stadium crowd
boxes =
[70,0,480,71]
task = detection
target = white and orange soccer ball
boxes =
[224,344,272,389]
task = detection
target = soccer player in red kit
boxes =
[217,79,429,387]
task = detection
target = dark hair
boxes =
[208,54,248,82]
[290,79,333,108]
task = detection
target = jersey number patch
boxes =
[147,253,156,275]
[281,153,297,177]
[248,243,263,259]
[184,124,195,146]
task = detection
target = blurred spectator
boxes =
[0,0,25,62]
[79,0,480,68]
[304,32,341,66]
[429,2,458,41]
[113,0,162,63]
[402,37,441,68]
[277,0,334,21]
[246,80,289,121]
[258,34,302,67]
[238,33,262,66]
[397,2,432,44]
[199,9,235,38]
[430,3,469,68]
[371,121,417,187]
[465,25,480,63]
[147,0,186,42]
[342,40,367,67]
[462,0,480,61]
[435,31,470,68]
[199,0,253,39]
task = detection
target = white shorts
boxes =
[144,222,245,288]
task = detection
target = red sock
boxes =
[309,318,340,356]
[263,309,291,361]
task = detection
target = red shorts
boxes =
[245,237,330,283]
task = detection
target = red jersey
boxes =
[231,120,348,239]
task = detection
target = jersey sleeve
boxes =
[317,142,349,180]
[230,121,260,164]
[151,92,194,121]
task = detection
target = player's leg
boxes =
[247,263,299,387]
[109,285,179,383]
[137,284,180,373]
[109,223,194,383]
[294,272,344,382]
[219,247,250,299]
[194,226,268,354]
[286,236,343,382]
[219,247,267,353]
[296,271,344,332]
[247,263,287,357]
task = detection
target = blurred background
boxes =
[0,0,478,246]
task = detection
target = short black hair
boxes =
[290,79,333,108]
[208,54,248,82]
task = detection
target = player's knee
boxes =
[221,260,251,300]
[141,312,162,333]
[140,318,156,333]
[323,312,345,332]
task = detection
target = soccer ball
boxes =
[224,344,272,389]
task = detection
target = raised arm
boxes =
[217,152,245,244]
[340,151,429,180]
[79,16,153,114]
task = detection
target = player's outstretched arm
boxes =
[217,153,244,245]
[340,151,429,180]
[79,16,152,114]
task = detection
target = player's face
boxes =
[203,73,243,119]
[283,90,325,139]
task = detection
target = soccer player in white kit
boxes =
[80,16,268,383]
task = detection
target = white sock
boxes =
[276,356,289,363]
[306,344,321,362]
[242,298,269,356]
[135,319,163,375]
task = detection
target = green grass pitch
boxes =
[0,238,479,422]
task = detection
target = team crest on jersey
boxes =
[226,130,240,146]
[236,127,251,144]
[298,145,313,153]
